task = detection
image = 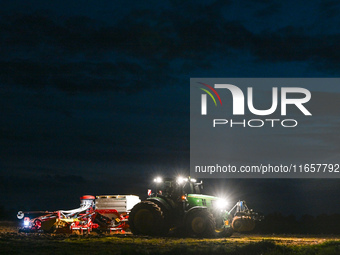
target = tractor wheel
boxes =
[33,219,42,230]
[232,216,255,232]
[128,201,166,236]
[185,209,215,238]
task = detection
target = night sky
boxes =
[1,0,340,216]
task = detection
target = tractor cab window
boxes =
[183,182,194,195]
[183,182,203,195]
[154,180,175,197]
[163,181,174,196]
[194,184,202,194]
[154,183,164,195]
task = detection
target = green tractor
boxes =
[128,176,261,237]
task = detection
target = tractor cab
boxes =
[151,176,203,199]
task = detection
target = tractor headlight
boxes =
[23,217,30,227]
[176,176,188,184]
[215,198,229,210]
[153,177,163,183]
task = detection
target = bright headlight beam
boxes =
[153,177,163,183]
[216,198,229,209]
[177,176,188,184]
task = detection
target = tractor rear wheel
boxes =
[128,201,166,236]
[185,209,215,237]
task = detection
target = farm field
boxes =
[0,221,339,255]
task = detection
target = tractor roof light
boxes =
[153,177,163,183]
[176,176,188,184]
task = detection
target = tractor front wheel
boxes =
[185,209,215,237]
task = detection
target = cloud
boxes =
[0,59,179,93]
[1,7,340,96]
[319,0,340,19]
[254,2,282,18]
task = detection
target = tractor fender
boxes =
[184,206,208,222]
[147,197,172,212]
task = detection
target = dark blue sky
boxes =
[1,0,340,215]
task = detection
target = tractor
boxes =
[128,176,261,237]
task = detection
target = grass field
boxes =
[1,221,339,255]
